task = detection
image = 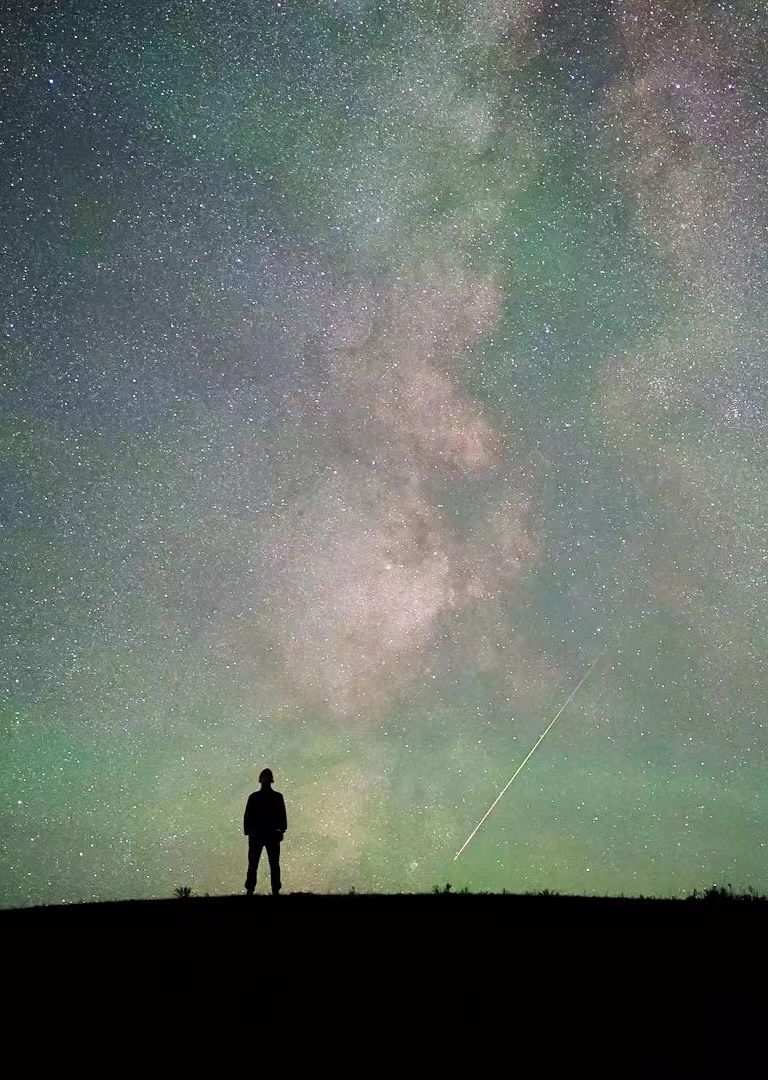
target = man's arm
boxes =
[278,794,287,835]
[243,794,253,836]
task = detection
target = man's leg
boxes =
[245,836,263,894]
[266,838,282,895]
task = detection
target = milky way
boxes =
[2,1,766,904]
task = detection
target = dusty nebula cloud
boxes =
[602,1,767,692]
[261,269,536,714]
[1,1,766,904]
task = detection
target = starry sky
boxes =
[2,0,766,907]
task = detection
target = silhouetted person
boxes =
[244,768,287,896]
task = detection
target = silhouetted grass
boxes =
[4,885,764,990]
[5,881,766,917]
[686,883,767,903]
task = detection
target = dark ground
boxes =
[6,888,766,939]
[7,887,766,922]
[7,887,766,920]
[3,893,765,1053]
[5,890,765,970]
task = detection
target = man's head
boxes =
[259,768,274,787]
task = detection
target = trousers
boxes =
[245,834,282,894]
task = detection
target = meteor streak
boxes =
[453,654,602,861]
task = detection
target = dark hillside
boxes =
[4,892,764,1036]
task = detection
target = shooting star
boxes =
[453,654,602,861]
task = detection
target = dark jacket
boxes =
[244,789,287,838]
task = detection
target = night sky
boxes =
[2,0,766,907]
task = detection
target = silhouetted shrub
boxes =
[686,883,766,903]
[174,886,193,899]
